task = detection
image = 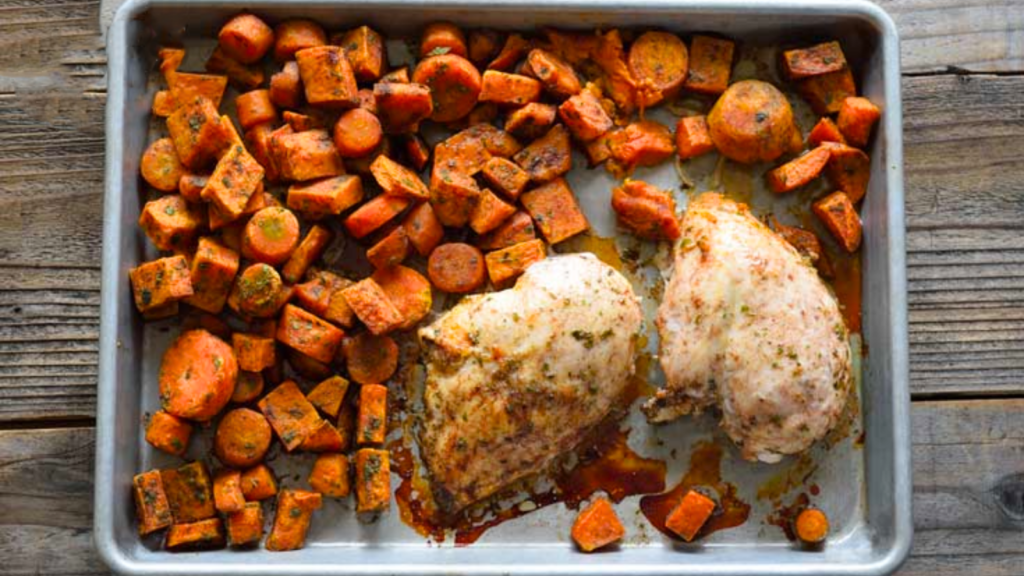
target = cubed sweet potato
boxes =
[161,461,215,524]
[478,211,537,250]
[609,120,675,170]
[798,68,856,115]
[309,453,351,498]
[354,448,390,514]
[504,102,557,140]
[226,502,264,546]
[202,143,265,219]
[470,188,517,234]
[484,238,547,285]
[823,142,871,203]
[512,124,571,182]
[559,89,613,142]
[232,333,276,372]
[166,97,228,169]
[265,489,323,551]
[276,304,345,364]
[366,225,410,269]
[298,419,346,452]
[479,70,542,107]
[213,469,246,514]
[370,155,429,200]
[371,266,433,331]
[675,115,715,160]
[682,35,734,95]
[294,270,348,317]
[571,497,625,552]
[166,518,225,550]
[812,191,862,253]
[258,380,324,451]
[665,490,716,542]
[138,195,204,251]
[307,375,351,418]
[340,25,387,82]
[766,146,831,194]
[520,177,589,244]
[836,96,881,148]
[341,278,404,335]
[373,82,433,134]
[133,470,173,535]
[357,384,388,446]
[480,156,529,200]
[287,175,363,218]
[402,202,444,256]
[781,41,847,80]
[611,180,681,240]
[295,45,359,108]
[274,130,346,182]
[344,194,412,239]
[429,169,481,227]
[807,117,847,147]
[185,237,240,314]
[241,464,278,501]
[129,256,193,313]
[281,225,334,284]
[145,410,192,456]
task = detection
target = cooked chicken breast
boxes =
[647,193,852,463]
[419,253,642,514]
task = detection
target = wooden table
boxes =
[1,1,1022,574]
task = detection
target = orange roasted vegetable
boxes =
[213,469,246,514]
[795,507,830,545]
[226,502,264,546]
[766,146,831,193]
[296,45,359,108]
[159,330,237,422]
[309,453,351,498]
[276,304,345,363]
[611,180,681,240]
[836,96,880,148]
[412,54,482,123]
[145,410,192,456]
[782,41,847,80]
[166,518,225,550]
[265,489,323,551]
[675,115,716,160]
[130,255,193,313]
[520,177,589,244]
[140,137,185,192]
[628,31,689,106]
[274,19,326,61]
[341,278,404,335]
[161,461,216,524]
[428,243,487,293]
[812,191,862,253]
[219,13,273,64]
[665,490,716,542]
[241,464,278,501]
[259,380,323,451]
[214,407,273,467]
[683,35,734,95]
[371,265,433,330]
[707,80,798,164]
[571,497,625,552]
[133,470,173,535]
[484,238,547,285]
[307,375,351,418]
[354,448,390,513]
[512,124,572,183]
[340,25,387,82]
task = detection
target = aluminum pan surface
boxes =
[96,1,910,574]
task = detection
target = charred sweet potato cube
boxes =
[611,180,681,240]
[287,175,364,217]
[307,375,351,418]
[295,45,359,108]
[812,191,862,253]
[145,410,192,456]
[366,225,410,269]
[807,117,847,147]
[161,461,215,524]
[520,177,589,244]
[484,238,547,285]
[339,25,387,82]
[798,68,856,115]
[298,419,345,452]
[478,211,537,250]
[265,489,323,551]
[675,115,716,160]
[479,70,542,106]
[370,155,429,200]
[235,89,277,130]
[309,453,351,498]
[683,35,734,95]
[823,142,871,203]
[276,304,345,364]
[245,123,282,183]
[402,202,444,256]
[241,464,278,501]
[325,288,357,328]
[232,333,276,372]
[430,169,482,227]
[504,102,557,141]
[281,225,334,284]
[609,120,675,169]
[341,278,404,335]
[226,502,264,546]
[138,195,204,251]
[480,156,530,200]
[184,237,240,314]
[133,470,173,535]
[355,448,390,513]
[767,146,831,193]
[258,380,323,451]
[559,89,613,142]
[357,384,388,446]
[202,143,265,219]
[836,96,881,148]
[469,188,517,234]
[512,124,571,182]
[344,194,412,239]
[166,518,225,550]
[129,256,193,314]
[274,130,346,182]
[166,96,228,169]
[373,82,433,134]
[782,41,848,80]
[213,469,246,514]
[571,497,625,552]
[665,490,716,542]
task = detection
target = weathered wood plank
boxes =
[1,401,1021,574]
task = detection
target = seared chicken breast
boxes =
[419,253,642,514]
[647,193,852,463]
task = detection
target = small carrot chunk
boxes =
[129,255,193,313]
[675,115,716,160]
[427,243,487,293]
[293,270,347,317]
[795,507,830,544]
[145,410,192,456]
[274,129,346,182]
[812,191,862,253]
[270,61,303,109]
[379,66,409,83]
[836,96,881,148]
[478,211,537,250]
[609,120,676,170]
[488,33,530,71]
[203,143,265,219]
[232,371,265,403]
[629,31,690,106]
[470,188,517,234]
[166,518,225,550]
[241,464,278,501]
[161,461,215,524]
[295,45,359,108]
[342,333,399,385]
[309,453,351,498]
[611,180,681,240]
[767,146,831,193]
[504,102,557,141]
[265,489,323,551]
[184,237,239,315]
[807,117,847,147]
[798,68,856,115]
[683,35,734,95]
[334,108,383,159]
[484,239,547,285]
[213,469,246,514]
[152,90,175,117]
[232,333,276,372]
[325,283,358,328]
[258,380,323,451]
[521,177,589,244]
[299,419,346,452]
[242,207,300,265]
[273,19,326,61]
[371,265,433,330]
[178,173,208,203]
[341,278,404,335]
[287,175,364,218]
[402,202,444,256]
[340,25,386,82]
[370,155,429,200]
[782,41,847,80]
[228,263,287,318]
[133,470,173,535]
[480,157,530,201]
[307,375,351,418]
[276,304,345,364]
[420,22,468,58]
[513,124,572,183]
[166,96,227,169]
[226,502,264,546]
[823,142,871,203]
[355,448,390,513]
[411,54,483,123]
[282,224,334,284]
[665,490,716,542]
[235,89,277,130]
[559,89,613,142]
[479,70,542,107]
[373,82,433,134]
[429,170,481,228]
[214,407,273,468]
[571,497,625,552]
[138,194,204,251]
[344,194,412,239]
[357,384,388,446]
[527,48,582,99]
[140,137,185,192]
[169,73,230,118]
[218,13,273,64]
[366,225,410,269]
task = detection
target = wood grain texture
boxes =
[2,401,1021,574]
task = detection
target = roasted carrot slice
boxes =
[242,207,301,265]
[334,108,384,158]
[766,147,831,193]
[420,22,468,58]
[411,54,482,123]
[428,243,487,293]
[140,137,185,192]
[795,508,830,545]
[214,407,273,467]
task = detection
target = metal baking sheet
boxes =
[96,0,911,574]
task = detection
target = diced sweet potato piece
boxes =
[354,448,390,513]
[341,278,404,335]
[429,170,481,227]
[479,70,542,107]
[325,283,358,328]
[767,146,831,193]
[371,265,433,330]
[488,33,530,71]
[231,370,265,403]
[133,470,173,535]
[184,237,239,314]
[402,202,444,256]
[270,61,304,109]
[169,73,230,116]
[274,130,345,182]
[241,464,278,501]
[520,177,589,244]
[287,175,364,217]
[344,194,412,239]
[665,490,716,542]
[299,419,345,452]
[235,89,277,130]
[527,48,582,99]
[276,304,345,364]
[152,90,175,117]
[374,82,433,134]
[478,211,537,250]
[258,380,323,451]
[798,68,856,115]
[812,191,862,253]
[470,188,516,234]
[166,518,225,550]
[433,129,492,177]
[295,45,359,108]
[206,46,265,90]
[823,142,871,203]
[161,462,215,524]
[357,384,388,446]
[370,155,429,200]
[293,270,348,317]
[218,13,273,64]
[265,489,323,551]
[559,89,613,142]
[402,134,431,171]
[166,97,228,169]
[178,173,208,202]
[571,497,625,552]
[771,218,834,278]
[138,195,204,251]
[485,239,547,285]
[129,256,193,313]
[281,224,334,284]
[683,35,734,95]
[611,180,681,240]
[512,124,571,182]
[836,96,881,148]
[245,123,282,183]
[366,225,410,269]
[232,333,276,372]
[676,115,716,160]
[609,120,675,169]
[340,25,387,82]
[309,453,351,498]
[213,469,246,514]
[504,102,557,141]
[469,29,501,66]
[480,156,529,200]
[145,410,192,456]
[807,117,847,147]
[379,66,409,83]
[307,375,351,418]
[782,41,848,80]
[203,143,265,219]
[226,502,264,546]
[274,19,327,62]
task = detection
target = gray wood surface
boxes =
[1,0,1022,574]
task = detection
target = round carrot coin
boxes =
[140,137,185,192]
[235,263,285,317]
[242,207,300,265]
[427,243,486,293]
[628,31,689,106]
[342,332,399,385]
[333,108,383,158]
[159,329,238,422]
[707,79,798,164]
[794,507,829,544]
[214,407,272,467]
[412,54,482,123]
